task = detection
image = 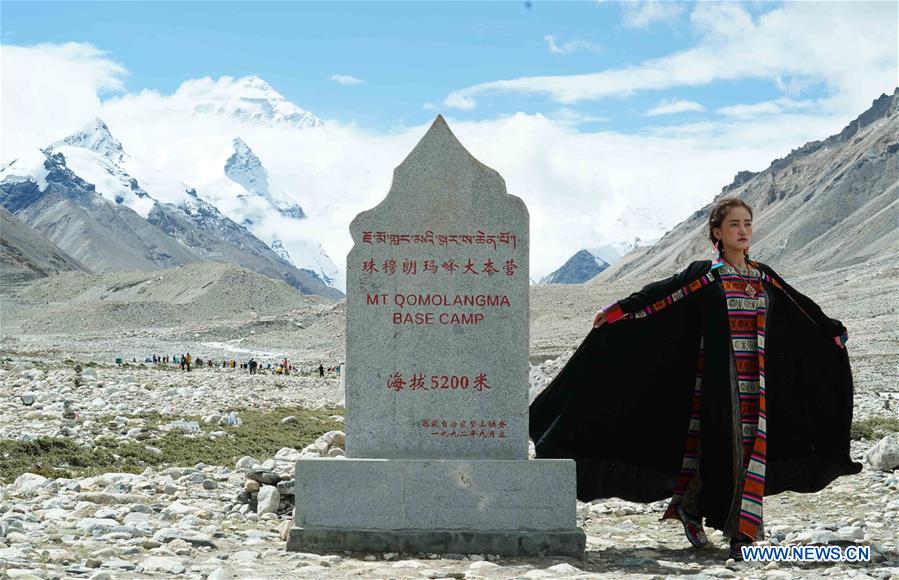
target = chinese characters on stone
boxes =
[362,257,518,277]
[387,372,491,392]
[419,418,507,439]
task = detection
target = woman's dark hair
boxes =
[708,198,753,255]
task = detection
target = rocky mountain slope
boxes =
[1,262,331,335]
[0,206,86,285]
[0,120,342,299]
[593,88,899,285]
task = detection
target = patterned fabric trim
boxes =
[602,302,625,324]
[736,277,767,540]
[662,258,769,541]
[625,270,717,320]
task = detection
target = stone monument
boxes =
[288,115,585,557]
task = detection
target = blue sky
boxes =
[1,1,819,132]
[1,1,896,280]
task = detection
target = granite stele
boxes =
[288,115,585,557]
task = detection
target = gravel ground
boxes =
[0,254,896,579]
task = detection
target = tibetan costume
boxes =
[528,258,861,541]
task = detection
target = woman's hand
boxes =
[833,330,848,349]
[593,310,608,329]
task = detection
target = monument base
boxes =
[287,527,585,558]
[287,458,585,558]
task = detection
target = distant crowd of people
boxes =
[138,353,341,377]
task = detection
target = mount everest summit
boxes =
[0,119,343,299]
[170,75,324,130]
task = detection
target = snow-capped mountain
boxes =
[587,237,658,266]
[176,75,323,129]
[539,250,611,285]
[199,136,341,289]
[0,119,342,299]
[540,237,658,285]
[224,137,306,221]
[98,75,346,290]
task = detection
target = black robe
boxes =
[528,260,862,531]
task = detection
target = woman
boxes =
[529,198,860,560]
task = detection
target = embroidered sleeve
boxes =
[602,302,625,324]
[614,261,715,320]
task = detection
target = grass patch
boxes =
[0,406,344,483]
[0,438,149,481]
[851,416,899,440]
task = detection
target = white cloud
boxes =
[717,96,815,119]
[330,74,365,86]
[621,0,686,29]
[0,42,127,165]
[95,81,889,282]
[90,80,789,281]
[444,91,477,110]
[544,34,601,55]
[546,107,610,126]
[646,99,705,116]
[442,2,897,120]
[4,37,896,283]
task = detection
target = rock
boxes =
[202,479,218,490]
[13,473,48,495]
[5,532,29,544]
[207,568,232,580]
[166,420,200,433]
[275,447,302,462]
[125,428,151,440]
[244,480,261,493]
[76,492,146,505]
[319,430,346,449]
[139,556,186,575]
[246,469,281,485]
[237,454,259,470]
[547,563,585,574]
[279,519,293,541]
[280,416,298,424]
[162,501,200,518]
[837,526,864,541]
[76,518,122,535]
[100,558,136,570]
[276,479,295,496]
[792,530,842,545]
[231,550,260,562]
[866,435,899,471]
[153,528,217,548]
[257,485,280,515]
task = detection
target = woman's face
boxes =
[713,206,753,254]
